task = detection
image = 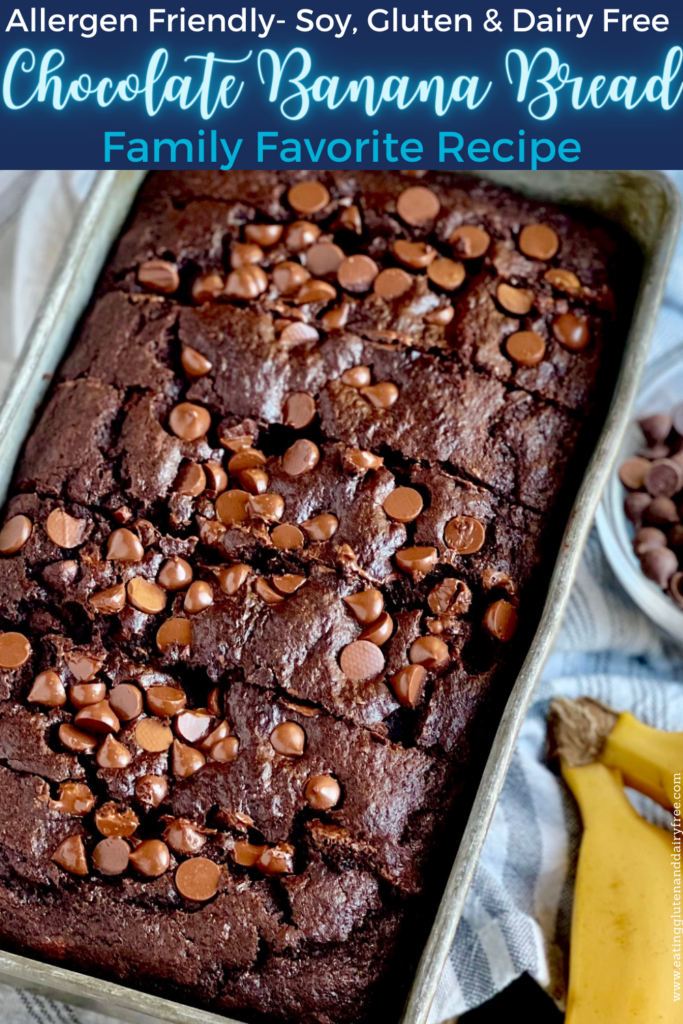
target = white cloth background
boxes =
[0,171,681,1023]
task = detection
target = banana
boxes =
[562,761,675,1023]
[550,696,683,812]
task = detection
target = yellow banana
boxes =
[602,711,683,811]
[551,696,683,812]
[562,761,676,1023]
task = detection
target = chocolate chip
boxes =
[283,439,320,477]
[93,837,129,876]
[247,493,285,522]
[106,527,144,562]
[296,279,337,305]
[450,225,491,259]
[270,721,306,757]
[138,259,179,294]
[228,448,266,472]
[644,496,679,527]
[306,242,345,279]
[483,599,518,641]
[59,722,97,754]
[255,578,285,605]
[639,413,673,446]
[337,204,362,233]
[109,684,143,723]
[244,223,283,247]
[273,260,310,295]
[395,546,438,576]
[645,458,682,498]
[28,670,66,707]
[215,490,251,525]
[67,651,103,682]
[95,802,139,839]
[134,774,168,809]
[288,181,330,215]
[172,739,206,778]
[169,402,212,442]
[175,709,213,745]
[0,632,31,669]
[428,578,471,617]
[279,322,321,347]
[341,366,372,388]
[359,611,394,646]
[136,718,174,753]
[343,448,384,472]
[181,346,212,378]
[52,835,88,876]
[382,486,423,523]
[175,856,221,901]
[344,589,383,625]
[191,273,224,304]
[238,467,269,494]
[390,664,426,707]
[224,265,268,299]
[497,283,534,316]
[184,581,214,614]
[165,818,207,856]
[127,578,167,615]
[158,557,193,591]
[374,267,413,300]
[175,462,207,497]
[641,545,678,588]
[96,735,133,769]
[619,456,651,490]
[272,574,307,596]
[233,841,268,867]
[301,514,338,541]
[216,563,250,595]
[633,526,668,556]
[393,240,436,269]
[397,185,440,226]
[51,782,95,815]
[544,268,581,295]
[339,640,385,682]
[129,839,170,878]
[209,736,240,762]
[271,523,305,550]
[427,258,465,292]
[146,685,187,718]
[0,514,32,555]
[506,331,546,367]
[360,382,399,409]
[231,242,264,269]
[204,461,228,498]
[305,774,341,810]
[444,515,486,554]
[321,303,350,330]
[90,583,126,615]
[74,700,119,736]
[286,220,321,251]
[70,682,106,708]
[256,844,295,876]
[624,491,651,526]
[284,392,316,430]
[338,254,379,294]
[410,636,450,672]
[553,313,590,352]
[46,509,87,549]
[518,223,559,261]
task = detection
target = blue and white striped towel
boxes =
[0,172,681,1024]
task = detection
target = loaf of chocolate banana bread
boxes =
[0,171,623,1024]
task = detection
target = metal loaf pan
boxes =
[0,170,678,1024]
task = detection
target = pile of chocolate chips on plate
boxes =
[620,405,683,607]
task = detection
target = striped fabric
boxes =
[0,172,681,1024]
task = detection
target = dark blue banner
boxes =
[1,0,682,168]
